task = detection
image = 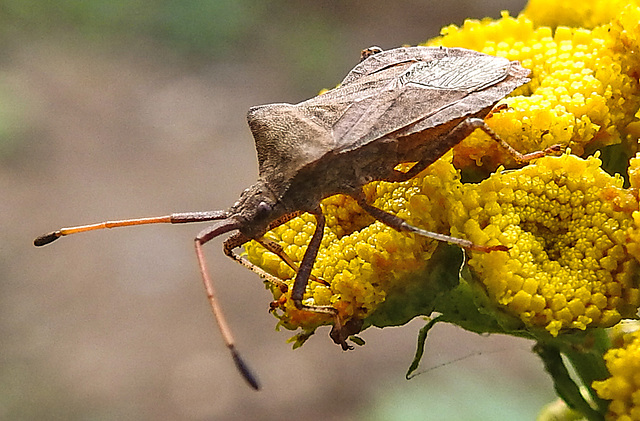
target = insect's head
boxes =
[228,180,279,239]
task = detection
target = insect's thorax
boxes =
[274,113,482,209]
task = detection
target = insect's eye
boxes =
[256,201,272,218]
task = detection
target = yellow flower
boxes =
[451,152,640,336]
[626,155,640,263]
[592,328,640,420]
[244,2,640,345]
[427,8,640,168]
[523,0,639,30]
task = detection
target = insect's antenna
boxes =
[35,211,261,389]
[33,210,229,247]
[194,220,261,390]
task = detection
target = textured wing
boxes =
[329,47,526,153]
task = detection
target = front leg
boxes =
[255,237,329,286]
[290,208,331,310]
[222,210,308,293]
[224,211,360,350]
[289,208,357,351]
[223,232,289,292]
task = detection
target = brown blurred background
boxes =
[2,1,558,419]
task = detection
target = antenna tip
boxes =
[231,347,261,390]
[34,231,61,247]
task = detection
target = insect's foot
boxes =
[313,276,331,287]
[330,317,364,351]
[467,243,510,253]
[269,301,278,313]
[546,144,564,154]
[269,295,287,313]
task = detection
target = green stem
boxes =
[534,333,609,421]
[556,329,611,415]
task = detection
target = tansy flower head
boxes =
[523,0,640,30]
[427,7,640,170]
[449,152,640,337]
[592,327,640,420]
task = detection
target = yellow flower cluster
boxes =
[627,154,640,264]
[449,152,640,336]
[427,6,640,169]
[523,0,639,30]
[592,329,640,420]
[244,2,640,341]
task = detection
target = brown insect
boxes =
[34,46,560,389]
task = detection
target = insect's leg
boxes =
[221,211,326,287]
[264,210,326,284]
[289,209,331,310]
[266,210,304,230]
[286,209,357,351]
[387,114,503,183]
[255,238,329,286]
[353,190,507,253]
[223,218,356,350]
[195,222,260,390]
[465,117,562,163]
[260,209,328,286]
[222,232,290,292]
[226,213,356,349]
[388,117,561,184]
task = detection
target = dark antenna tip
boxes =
[34,231,61,247]
[231,347,261,390]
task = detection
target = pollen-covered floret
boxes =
[448,153,640,336]
[592,328,640,420]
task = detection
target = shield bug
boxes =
[34,46,561,389]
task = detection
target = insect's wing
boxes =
[330,47,530,153]
[339,46,444,87]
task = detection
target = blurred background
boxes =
[2,0,558,419]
